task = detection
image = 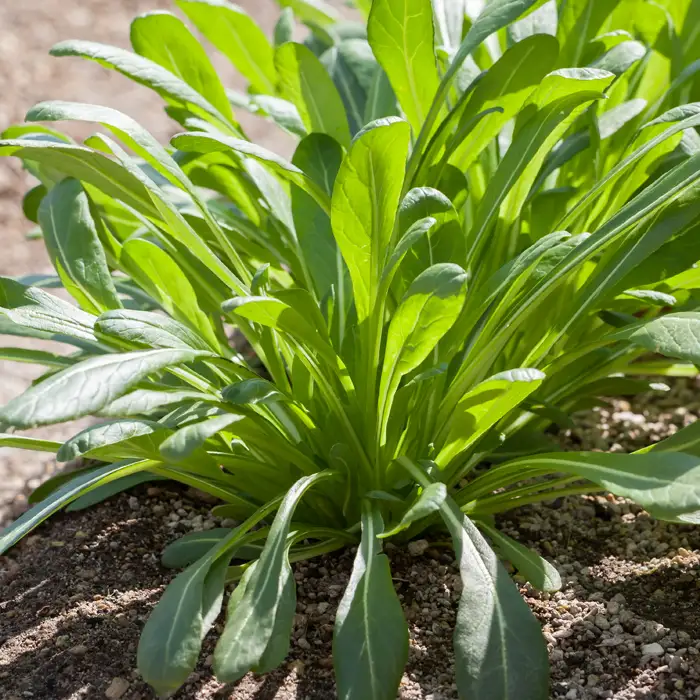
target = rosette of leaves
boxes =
[3,0,700,697]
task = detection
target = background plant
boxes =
[3,0,700,698]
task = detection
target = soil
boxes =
[3,2,700,699]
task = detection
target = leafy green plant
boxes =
[3,0,700,697]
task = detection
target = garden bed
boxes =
[2,380,700,700]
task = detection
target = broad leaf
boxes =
[334,501,408,699]
[130,10,233,120]
[177,0,277,94]
[368,0,440,134]
[0,349,208,428]
[58,419,171,462]
[38,179,121,314]
[276,42,351,147]
[330,118,411,323]
[437,369,545,470]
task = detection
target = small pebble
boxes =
[105,677,129,699]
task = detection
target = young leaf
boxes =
[177,0,277,94]
[276,42,352,147]
[330,118,411,323]
[334,501,409,699]
[437,369,545,470]
[291,134,346,302]
[130,10,234,121]
[38,178,121,314]
[121,239,220,349]
[0,349,208,428]
[50,40,234,128]
[368,0,440,134]
[379,264,467,437]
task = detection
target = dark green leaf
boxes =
[0,349,208,428]
[334,501,408,699]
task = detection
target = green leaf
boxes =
[224,296,340,370]
[38,179,121,314]
[448,34,560,172]
[96,309,214,351]
[364,67,399,123]
[274,8,295,46]
[557,0,622,68]
[0,276,99,348]
[0,459,154,554]
[330,118,411,323]
[58,419,171,462]
[130,10,233,121]
[503,452,700,521]
[172,131,331,214]
[97,389,207,418]
[413,0,548,156]
[368,0,440,134]
[121,238,219,349]
[0,433,61,452]
[214,471,336,681]
[0,347,76,368]
[0,349,208,429]
[481,524,561,592]
[161,528,232,568]
[223,379,285,406]
[138,526,251,695]
[276,42,351,147]
[50,40,234,128]
[379,264,467,436]
[467,68,614,266]
[177,0,277,94]
[398,458,549,700]
[437,369,545,470]
[277,0,340,26]
[0,139,156,217]
[334,501,408,699]
[380,482,447,538]
[322,39,377,135]
[291,134,346,302]
[159,413,242,463]
[590,40,646,76]
[612,312,700,364]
